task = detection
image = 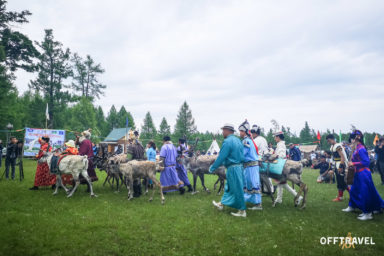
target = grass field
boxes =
[0,160,383,256]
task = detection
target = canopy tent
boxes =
[207,139,220,155]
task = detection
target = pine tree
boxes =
[106,105,118,130]
[29,29,72,128]
[116,106,135,129]
[174,101,197,139]
[141,112,157,139]
[299,121,312,143]
[95,106,108,137]
[71,53,106,100]
[66,98,96,132]
[158,117,171,136]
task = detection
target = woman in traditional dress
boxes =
[238,120,262,210]
[146,141,157,188]
[342,130,384,220]
[29,137,56,190]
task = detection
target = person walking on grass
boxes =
[342,130,384,220]
[159,136,185,195]
[374,137,384,185]
[29,137,55,190]
[210,123,246,218]
[239,120,262,211]
[326,134,350,202]
[5,137,18,180]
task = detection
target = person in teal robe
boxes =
[209,123,246,217]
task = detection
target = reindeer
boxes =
[38,153,96,198]
[118,160,165,204]
[182,154,226,195]
[260,154,308,209]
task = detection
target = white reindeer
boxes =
[38,153,97,198]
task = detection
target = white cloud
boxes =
[8,0,384,133]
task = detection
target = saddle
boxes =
[259,158,286,179]
[50,154,68,174]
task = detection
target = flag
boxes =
[317,131,321,141]
[126,117,129,128]
[373,134,380,146]
[45,103,49,120]
[339,130,342,143]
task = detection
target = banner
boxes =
[23,128,66,156]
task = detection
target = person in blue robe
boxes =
[342,130,384,220]
[146,141,157,187]
[210,123,246,217]
[159,136,185,194]
[176,138,193,192]
[238,120,262,210]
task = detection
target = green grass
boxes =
[0,160,383,256]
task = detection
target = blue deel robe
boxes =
[349,144,384,213]
[160,143,184,192]
[146,147,157,185]
[242,137,262,205]
[209,134,246,210]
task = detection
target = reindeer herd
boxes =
[38,143,308,209]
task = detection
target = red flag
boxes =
[317,131,321,141]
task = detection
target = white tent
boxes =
[207,139,220,155]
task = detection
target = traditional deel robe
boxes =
[242,136,261,205]
[349,144,384,213]
[176,144,191,186]
[146,147,157,185]
[210,134,246,210]
[275,141,287,159]
[146,147,157,162]
[254,136,269,156]
[160,142,184,192]
[34,139,56,187]
[78,138,98,183]
[330,143,348,191]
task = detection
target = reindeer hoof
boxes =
[191,191,199,195]
[206,189,211,193]
[91,194,98,198]
[148,198,153,202]
[161,200,165,205]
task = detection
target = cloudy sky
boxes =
[8,0,384,134]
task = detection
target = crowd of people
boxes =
[1,123,383,221]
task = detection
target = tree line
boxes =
[0,1,381,151]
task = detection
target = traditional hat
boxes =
[42,136,50,143]
[349,129,363,141]
[221,123,235,131]
[238,120,250,132]
[82,129,92,139]
[273,131,284,136]
[65,140,76,148]
[250,124,260,133]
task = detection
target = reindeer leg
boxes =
[300,183,308,209]
[199,172,210,193]
[68,174,80,198]
[128,175,134,201]
[82,171,96,197]
[103,172,110,186]
[192,172,198,195]
[213,177,219,191]
[58,174,69,194]
[53,175,60,195]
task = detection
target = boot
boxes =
[179,186,185,195]
[29,186,38,190]
[187,184,193,192]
